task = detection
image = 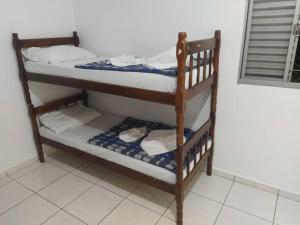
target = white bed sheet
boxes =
[25,57,207,93]
[40,114,178,184]
[40,114,211,184]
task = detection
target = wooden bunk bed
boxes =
[12,30,221,225]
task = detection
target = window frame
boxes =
[238,0,300,89]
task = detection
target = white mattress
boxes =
[40,114,211,184]
[25,57,208,93]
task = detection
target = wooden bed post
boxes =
[82,90,88,106]
[175,32,188,225]
[207,30,221,176]
[73,31,80,47]
[12,33,45,163]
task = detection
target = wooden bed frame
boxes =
[12,31,221,225]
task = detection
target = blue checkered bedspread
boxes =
[88,117,195,174]
[75,58,207,77]
[75,60,178,77]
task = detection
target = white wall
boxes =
[0,0,78,174]
[74,0,300,194]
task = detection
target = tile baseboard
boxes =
[279,190,300,202]
[234,175,278,195]
[212,168,235,181]
[212,168,300,201]
[6,156,39,175]
[4,145,58,177]
[2,148,300,203]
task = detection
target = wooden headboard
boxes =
[12,31,79,50]
[11,32,80,104]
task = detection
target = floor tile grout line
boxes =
[1,164,74,216]
[6,162,47,180]
[69,163,112,184]
[69,167,140,199]
[272,192,279,224]
[125,183,175,216]
[7,161,44,179]
[1,166,70,216]
[61,209,89,225]
[0,192,35,216]
[47,159,84,173]
[0,177,14,189]
[70,170,107,184]
[221,179,278,223]
[224,203,274,223]
[12,167,70,194]
[6,149,64,179]
[94,181,136,199]
[154,198,175,224]
[1,156,147,224]
[223,179,235,204]
[97,197,127,225]
[33,187,90,225]
[2,157,283,225]
[189,190,227,205]
[36,171,74,193]
[213,178,235,225]
[125,196,171,217]
[37,194,89,225]
[62,183,97,210]
[39,208,61,225]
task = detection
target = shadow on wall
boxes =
[29,81,80,107]
[88,89,211,130]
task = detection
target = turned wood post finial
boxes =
[215,30,221,47]
[73,31,80,47]
[12,33,19,50]
[177,32,187,58]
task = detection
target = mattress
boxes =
[25,57,207,93]
[40,114,211,184]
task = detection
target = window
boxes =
[239,0,300,87]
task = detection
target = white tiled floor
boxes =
[0,151,299,225]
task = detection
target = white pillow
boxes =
[39,105,101,134]
[22,45,97,64]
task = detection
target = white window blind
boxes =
[240,0,298,81]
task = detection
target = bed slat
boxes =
[209,50,213,77]
[203,51,207,80]
[197,52,201,83]
[189,55,193,88]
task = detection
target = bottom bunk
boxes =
[40,113,212,187]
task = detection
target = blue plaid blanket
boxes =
[75,60,178,77]
[75,58,207,77]
[88,117,194,173]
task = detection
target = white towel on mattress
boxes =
[39,105,102,134]
[141,130,186,156]
[119,127,147,143]
[109,55,145,67]
[144,47,177,69]
[144,47,192,70]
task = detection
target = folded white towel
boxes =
[119,127,147,143]
[39,105,101,134]
[109,55,145,67]
[144,47,177,70]
[144,47,192,70]
[141,130,186,156]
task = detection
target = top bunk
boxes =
[12,31,221,106]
